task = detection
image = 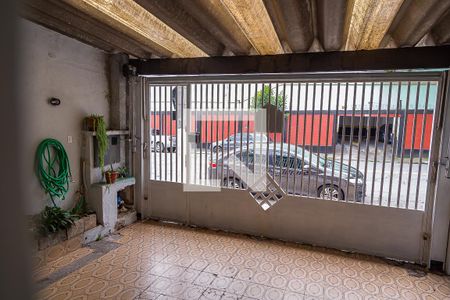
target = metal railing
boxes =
[148,74,441,211]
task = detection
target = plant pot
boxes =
[85,117,97,131]
[105,171,119,184]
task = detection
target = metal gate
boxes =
[142,72,446,264]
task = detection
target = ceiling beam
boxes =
[345,0,404,50]
[263,0,314,53]
[219,0,284,55]
[431,9,450,45]
[134,0,224,56]
[316,0,348,51]
[22,0,155,58]
[385,0,450,47]
[130,45,450,75]
[22,6,115,54]
[61,0,207,58]
[178,0,254,55]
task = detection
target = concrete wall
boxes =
[19,20,110,215]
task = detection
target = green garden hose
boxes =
[36,138,72,206]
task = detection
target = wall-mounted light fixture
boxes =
[48,97,61,106]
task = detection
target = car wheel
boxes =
[318,185,343,201]
[224,177,242,189]
[155,142,165,153]
[213,145,222,153]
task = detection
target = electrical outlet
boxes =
[68,135,73,144]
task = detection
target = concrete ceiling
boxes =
[22,0,450,59]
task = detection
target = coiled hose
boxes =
[36,138,72,206]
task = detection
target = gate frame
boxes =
[138,71,447,265]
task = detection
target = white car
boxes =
[151,129,176,152]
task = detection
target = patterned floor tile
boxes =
[35,221,450,300]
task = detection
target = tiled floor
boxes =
[34,247,94,281]
[37,221,450,299]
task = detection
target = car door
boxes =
[272,154,287,191]
[227,134,236,152]
[234,133,245,150]
[275,155,306,195]
[282,156,302,195]
[293,157,319,198]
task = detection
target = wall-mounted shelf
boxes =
[82,130,130,136]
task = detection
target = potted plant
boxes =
[104,164,119,184]
[84,114,99,131]
[38,206,78,236]
[84,115,108,172]
[117,166,128,178]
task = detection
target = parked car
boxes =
[210,133,269,153]
[209,143,365,202]
[150,129,176,152]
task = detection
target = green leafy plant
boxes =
[90,115,108,171]
[39,206,78,236]
[251,84,287,111]
[71,193,89,217]
[117,166,128,178]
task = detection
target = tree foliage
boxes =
[251,85,286,111]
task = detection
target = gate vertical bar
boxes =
[355,82,366,203]
[379,82,393,204]
[371,82,384,206]
[415,82,431,210]
[286,83,294,192]
[406,83,421,209]
[396,82,411,208]
[308,83,316,197]
[205,84,209,183]
[315,83,324,196]
[346,83,357,201]
[293,83,302,195]
[331,83,340,200]
[324,83,332,199]
[363,83,375,203]
[158,86,162,181]
[300,83,309,195]
[338,83,349,201]
[221,84,226,186]
[388,82,401,207]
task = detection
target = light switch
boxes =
[68,135,73,144]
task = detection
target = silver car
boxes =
[209,144,365,202]
[210,133,269,153]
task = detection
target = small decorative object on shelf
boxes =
[104,164,119,184]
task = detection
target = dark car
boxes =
[209,143,365,202]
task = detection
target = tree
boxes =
[251,85,286,111]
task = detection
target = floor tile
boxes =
[193,272,217,287]
[199,287,224,300]
[34,221,450,300]
[227,279,249,296]
[244,282,267,299]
